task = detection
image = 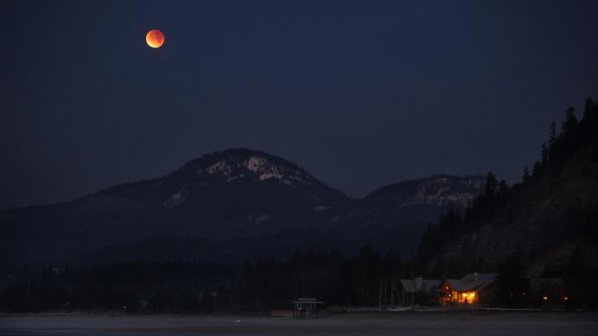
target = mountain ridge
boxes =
[0,147,485,270]
[366,174,485,209]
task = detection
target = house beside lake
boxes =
[439,272,497,305]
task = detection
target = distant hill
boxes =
[0,148,348,268]
[366,175,485,209]
[418,98,598,280]
[0,149,484,271]
[324,175,485,255]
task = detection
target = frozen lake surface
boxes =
[1,312,597,336]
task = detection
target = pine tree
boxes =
[532,161,542,176]
[498,179,508,196]
[484,172,498,199]
[495,255,530,307]
[583,97,594,120]
[549,121,557,144]
[523,166,530,182]
[541,143,549,164]
[562,106,578,136]
[582,97,596,143]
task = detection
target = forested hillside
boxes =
[418,97,598,302]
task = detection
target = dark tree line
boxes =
[494,255,531,307]
[417,170,513,265]
[0,247,420,313]
[4,246,591,312]
[416,171,511,265]
[530,97,598,177]
[0,260,235,312]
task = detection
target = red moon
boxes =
[146,29,165,48]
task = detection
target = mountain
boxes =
[0,148,484,272]
[418,98,598,280]
[0,149,347,267]
[321,175,485,255]
[365,175,485,208]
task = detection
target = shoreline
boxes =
[1,307,596,317]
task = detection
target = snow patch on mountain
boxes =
[402,178,485,208]
[164,188,188,208]
[253,213,271,226]
[247,156,287,181]
[246,157,267,172]
[192,155,310,185]
[206,161,233,176]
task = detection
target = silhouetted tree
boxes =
[497,179,509,203]
[484,172,498,199]
[562,107,578,135]
[541,143,549,164]
[495,255,530,307]
[523,166,530,182]
[583,97,594,119]
[532,161,542,176]
[549,121,557,144]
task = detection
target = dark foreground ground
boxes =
[1,311,597,336]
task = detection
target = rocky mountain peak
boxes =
[178,148,314,185]
[366,175,485,209]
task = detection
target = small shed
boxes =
[399,277,440,306]
[291,298,324,319]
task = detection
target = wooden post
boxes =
[378,277,383,309]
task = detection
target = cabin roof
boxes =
[400,278,440,293]
[445,273,496,292]
[292,298,323,303]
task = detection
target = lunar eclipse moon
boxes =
[146,29,165,48]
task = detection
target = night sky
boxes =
[2,0,598,210]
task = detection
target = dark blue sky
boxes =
[1,0,598,209]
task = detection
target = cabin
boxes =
[399,277,440,306]
[440,273,496,305]
[291,298,323,319]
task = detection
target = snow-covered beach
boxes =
[1,311,597,336]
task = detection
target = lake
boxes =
[1,311,597,335]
